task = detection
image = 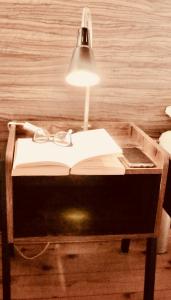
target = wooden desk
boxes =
[2,121,169,300]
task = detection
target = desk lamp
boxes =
[66,7,100,130]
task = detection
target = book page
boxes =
[70,129,122,167]
[12,164,69,176]
[13,129,122,170]
[13,138,74,169]
[71,154,125,175]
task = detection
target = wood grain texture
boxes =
[1,0,171,142]
[0,236,171,299]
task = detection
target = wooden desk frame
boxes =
[2,121,169,300]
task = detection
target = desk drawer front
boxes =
[13,175,160,237]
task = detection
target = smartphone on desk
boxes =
[122,147,155,168]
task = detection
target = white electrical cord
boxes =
[14,242,50,260]
[8,120,50,260]
[7,122,64,260]
[8,120,42,133]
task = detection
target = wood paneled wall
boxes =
[1,0,171,142]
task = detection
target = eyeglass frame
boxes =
[7,121,73,147]
[33,128,73,147]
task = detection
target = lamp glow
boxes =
[66,70,100,87]
[62,208,90,223]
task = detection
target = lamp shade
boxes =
[66,27,100,87]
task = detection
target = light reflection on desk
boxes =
[60,208,91,233]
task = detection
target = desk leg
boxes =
[0,160,11,300]
[2,242,11,300]
[121,239,130,253]
[143,238,157,300]
[9,243,15,257]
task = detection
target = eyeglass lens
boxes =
[33,128,72,146]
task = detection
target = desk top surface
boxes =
[6,120,167,175]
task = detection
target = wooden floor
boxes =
[1,235,171,300]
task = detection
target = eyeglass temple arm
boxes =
[66,129,73,146]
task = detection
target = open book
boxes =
[12,128,125,176]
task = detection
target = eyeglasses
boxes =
[33,128,73,147]
[7,121,73,147]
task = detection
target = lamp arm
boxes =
[83,86,90,131]
[81,7,93,47]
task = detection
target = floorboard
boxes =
[0,235,171,300]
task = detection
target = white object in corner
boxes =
[159,131,171,153]
[158,129,171,253]
[165,106,171,117]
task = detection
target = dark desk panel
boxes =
[13,174,161,237]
